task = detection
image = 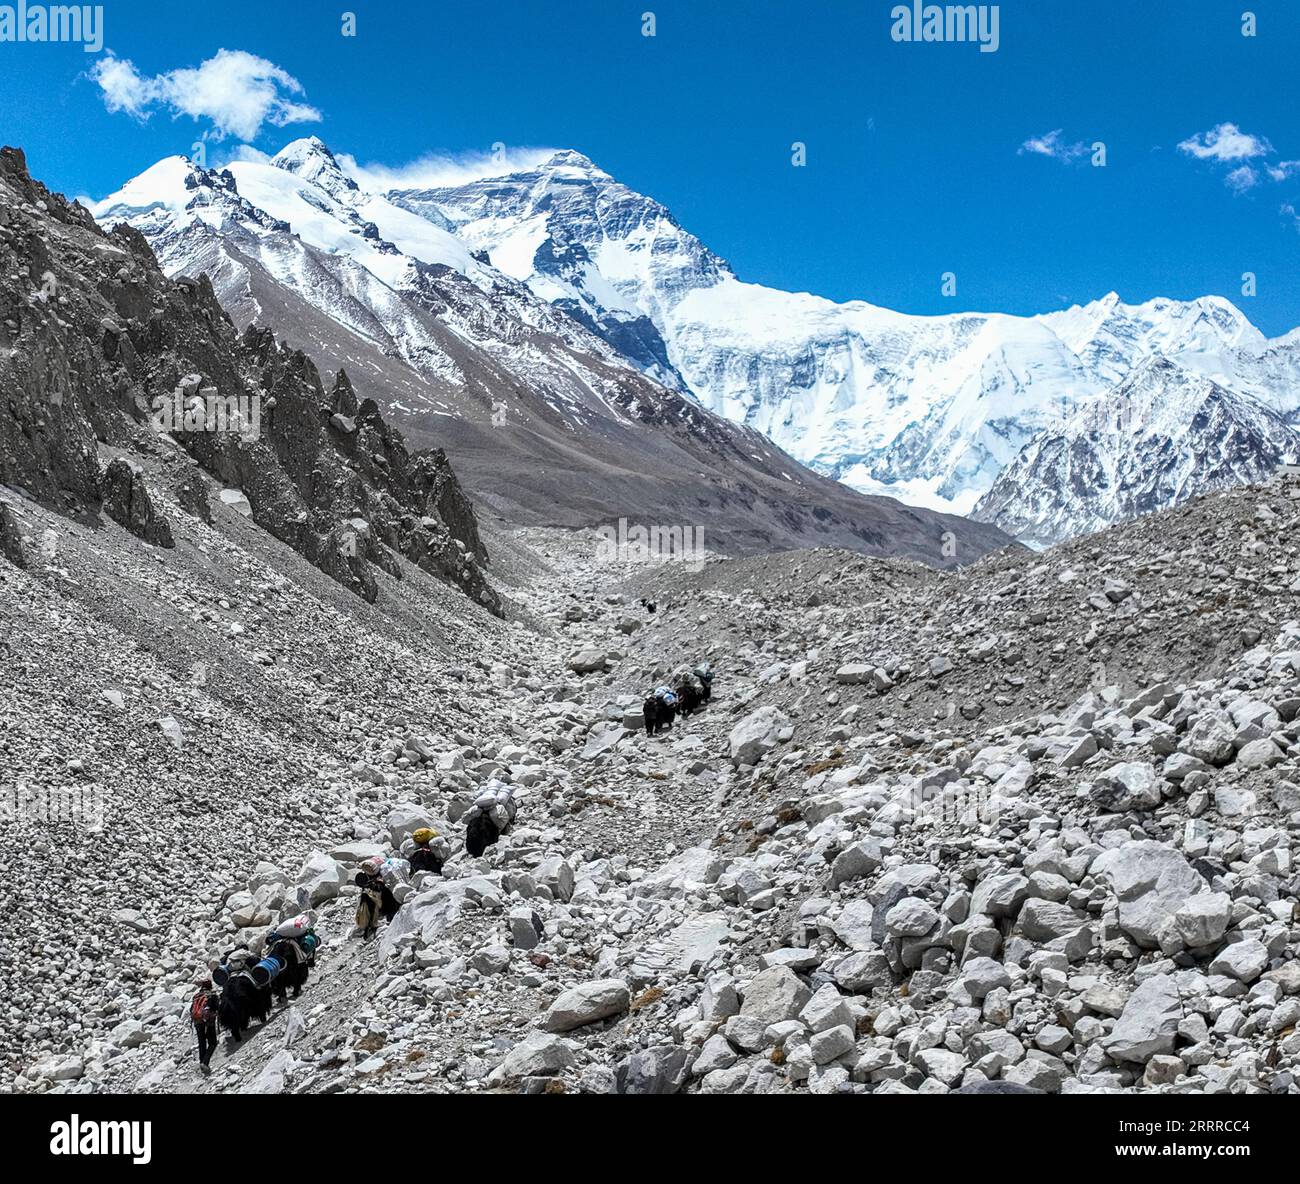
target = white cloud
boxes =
[1267,160,1300,182]
[1177,122,1272,162]
[89,49,321,141]
[337,146,560,192]
[215,144,273,166]
[1225,165,1259,193]
[1018,129,1087,163]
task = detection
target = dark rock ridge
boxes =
[0,146,499,612]
[0,501,24,567]
[101,457,174,548]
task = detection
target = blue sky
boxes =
[3,0,1299,332]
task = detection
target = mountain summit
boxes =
[92,140,1008,564]
[94,138,1300,547]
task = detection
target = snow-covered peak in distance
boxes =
[973,356,1300,545]
[90,140,661,427]
[387,147,1299,523]
[270,135,359,197]
[94,138,1300,543]
[1037,290,1268,385]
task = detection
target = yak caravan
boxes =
[890,2,1001,52]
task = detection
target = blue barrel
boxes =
[249,954,284,988]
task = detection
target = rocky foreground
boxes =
[5,469,1300,1096]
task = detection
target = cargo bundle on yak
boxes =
[213,948,272,1043]
[212,914,321,1042]
[354,857,401,941]
[263,913,321,999]
[464,783,517,857]
[644,685,677,735]
[403,826,449,876]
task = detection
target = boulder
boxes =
[0,502,26,568]
[1208,939,1269,983]
[544,979,631,1032]
[1093,840,1203,949]
[509,907,544,950]
[835,663,873,684]
[1173,893,1233,949]
[740,966,811,1024]
[728,705,791,767]
[830,839,884,888]
[970,872,1029,920]
[493,1032,576,1082]
[219,488,253,517]
[1092,761,1162,812]
[1104,974,1182,1063]
[617,1044,691,1095]
[832,899,876,951]
[296,851,345,905]
[1181,711,1236,766]
[567,646,608,674]
[102,458,174,548]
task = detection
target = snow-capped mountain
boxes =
[94,137,1300,548]
[91,141,640,410]
[972,358,1300,546]
[388,149,722,394]
[90,139,1011,564]
[406,153,1300,521]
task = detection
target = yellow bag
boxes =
[412,827,436,844]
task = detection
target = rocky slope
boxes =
[0,146,496,611]
[91,140,1008,565]
[8,466,1300,1097]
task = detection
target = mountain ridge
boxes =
[88,142,1013,566]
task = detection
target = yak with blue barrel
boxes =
[214,948,273,1043]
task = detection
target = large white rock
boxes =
[1104,974,1182,1063]
[1180,711,1235,765]
[970,872,1029,919]
[728,705,791,767]
[567,645,608,674]
[740,966,811,1024]
[219,488,253,517]
[1209,939,1269,982]
[1092,761,1162,812]
[492,1031,577,1082]
[30,1054,84,1082]
[1173,893,1233,949]
[1093,840,1203,949]
[637,846,724,897]
[544,979,631,1032]
[832,899,876,951]
[329,840,385,864]
[295,851,346,905]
